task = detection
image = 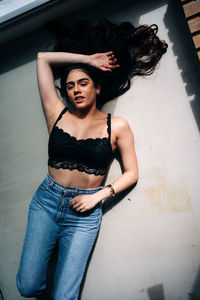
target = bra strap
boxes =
[53,106,68,128]
[107,113,111,141]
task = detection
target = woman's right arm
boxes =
[36,52,90,133]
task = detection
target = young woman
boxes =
[16,19,167,300]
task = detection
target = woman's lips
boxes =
[74,96,85,102]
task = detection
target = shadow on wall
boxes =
[147,278,200,300]
[0,289,4,300]
[147,284,165,300]
[164,0,200,133]
[188,267,200,300]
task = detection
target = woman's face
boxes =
[65,69,100,110]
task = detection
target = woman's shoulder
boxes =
[110,115,130,130]
[98,111,132,131]
[110,115,133,141]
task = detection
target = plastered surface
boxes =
[0,1,200,299]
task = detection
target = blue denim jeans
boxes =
[16,173,103,300]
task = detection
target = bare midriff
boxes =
[48,166,105,188]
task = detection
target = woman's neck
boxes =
[74,104,98,120]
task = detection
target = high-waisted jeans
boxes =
[16,173,103,300]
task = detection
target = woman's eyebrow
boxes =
[66,78,89,85]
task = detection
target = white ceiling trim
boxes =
[0,0,51,24]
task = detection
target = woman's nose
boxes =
[74,84,80,94]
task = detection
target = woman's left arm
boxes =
[70,117,139,212]
[95,116,139,201]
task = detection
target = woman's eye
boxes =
[67,86,73,90]
[81,83,87,86]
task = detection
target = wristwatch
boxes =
[106,184,115,197]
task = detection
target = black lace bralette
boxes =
[48,107,114,176]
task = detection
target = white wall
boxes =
[1,0,200,299]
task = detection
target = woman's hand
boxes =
[90,51,120,72]
[69,194,98,213]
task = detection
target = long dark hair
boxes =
[47,19,168,104]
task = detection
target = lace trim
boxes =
[48,159,106,176]
[52,107,111,142]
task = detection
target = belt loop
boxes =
[49,182,54,190]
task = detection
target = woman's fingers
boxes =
[106,51,117,62]
[72,201,81,209]
[101,53,120,72]
[106,51,114,56]
[108,59,117,65]
[109,59,119,66]
[69,197,79,208]
[101,64,120,72]
[107,54,116,62]
[107,54,120,68]
[91,51,119,72]
[103,61,120,71]
[73,202,86,213]
[101,66,112,72]
[108,55,115,60]
[76,206,86,212]
[69,197,87,212]
[110,63,120,68]
[69,195,97,213]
